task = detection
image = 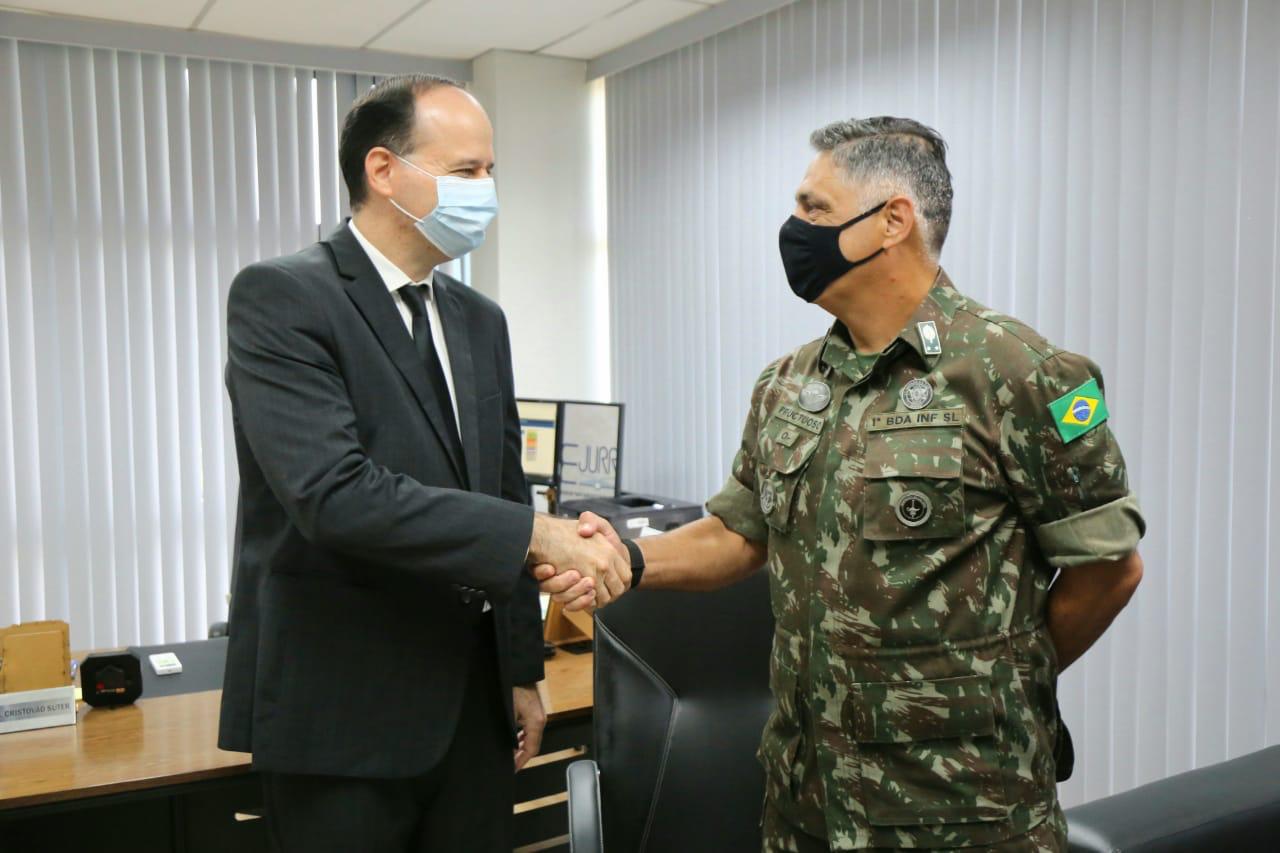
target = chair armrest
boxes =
[1065,745,1280,851]
[566,759,603,853]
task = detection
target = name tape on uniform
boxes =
[866,408,966,432]
[775,405,825,434]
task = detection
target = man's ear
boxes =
[881,195,917,249]
[363,146,396,202]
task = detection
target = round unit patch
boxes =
[799,381,833,413]
[895,490,932,527]
[900,378,934,411]
[759,482,777,515]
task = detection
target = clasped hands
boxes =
[526,512,626,612]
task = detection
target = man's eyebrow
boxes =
[795,189,827,207]
[451,158,494,170]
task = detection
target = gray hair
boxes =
[810,117,953,258]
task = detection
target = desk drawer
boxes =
[178,776,269,853]
[0,798,172,853]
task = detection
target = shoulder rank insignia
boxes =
[1048,377,1109,444]
[917,320,943,356]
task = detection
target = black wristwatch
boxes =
[622,538,645,589]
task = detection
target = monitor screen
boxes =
[558,401,623,502]
[516,399,559,483]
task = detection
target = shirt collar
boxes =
[347,219,434,298]
[820,267,962,382]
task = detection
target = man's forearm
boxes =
[637,516,767,591]
[1046,551,1144,671]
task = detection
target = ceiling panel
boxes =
[198,0,418,49]
[539,0,703,60]
[6,0,732,62]
[367,0,632,60]
[4,0,208,29]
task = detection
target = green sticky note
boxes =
[1048,378,1109,444]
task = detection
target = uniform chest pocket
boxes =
[862,429,965,540]
[757,415,823,533]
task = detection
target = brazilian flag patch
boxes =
[1048,378,1109,444]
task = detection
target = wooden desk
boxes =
[538,645,594,722]
[0,690,245,810]
[0,648,594,852]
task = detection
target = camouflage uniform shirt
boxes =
[707,271,1144,849]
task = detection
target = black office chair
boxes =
[565,570,775,853]
[1065,744,1280,851]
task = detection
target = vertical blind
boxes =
[0,37,378,650]
[606,0,1280,806]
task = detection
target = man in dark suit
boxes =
[218,74,627,852]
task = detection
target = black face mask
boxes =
[778,201,887,302]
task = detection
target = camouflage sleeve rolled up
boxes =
[705,362,779,544]
[999,351,1145,567]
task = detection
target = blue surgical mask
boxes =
[390,154,498,258]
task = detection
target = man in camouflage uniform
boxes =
[538,117,1145,852]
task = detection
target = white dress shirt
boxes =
[350,223,488,611]
[348,220,461,434]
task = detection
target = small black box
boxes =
[80,651,144,707]
[558,492,703,539]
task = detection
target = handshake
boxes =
[526,512,628,612]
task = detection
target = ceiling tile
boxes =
[5,0,208,29]
[368,0,632,60]
[197,0,418,49]
[539,0,702,60]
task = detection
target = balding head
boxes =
[339,74,492,209]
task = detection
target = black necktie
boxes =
[399,284,462,452]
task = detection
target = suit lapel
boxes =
[435,276,483,493]
[324,225,468,486]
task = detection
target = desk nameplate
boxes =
[0,685,77,735]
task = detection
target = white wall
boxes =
[605,0,1280,808]
[470,50,610,402]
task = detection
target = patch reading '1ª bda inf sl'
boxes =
[866,408,966,432]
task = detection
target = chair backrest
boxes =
[592,569,775,852]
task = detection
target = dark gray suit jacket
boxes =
[218,223,542,778]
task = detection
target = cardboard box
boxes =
[0,620,72,693]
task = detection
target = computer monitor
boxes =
[557,401,624,502]
[516,399,559,485]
